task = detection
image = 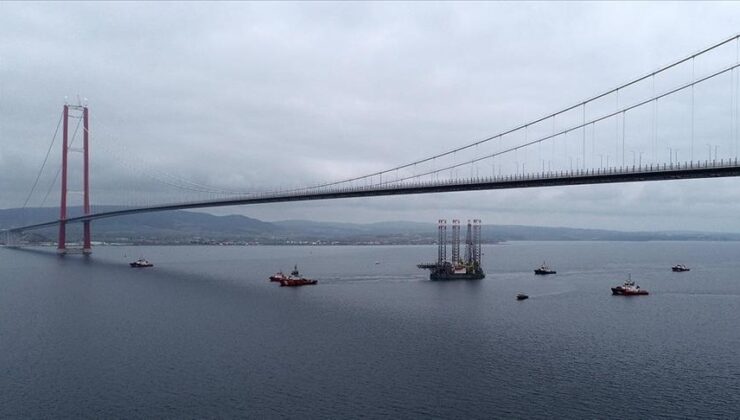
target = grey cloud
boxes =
[2,2,740,231]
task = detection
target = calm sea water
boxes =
[1,242,739,418]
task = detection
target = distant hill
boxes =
[271,219,740,242]
[3,207,740,244]
[0,207,277,244]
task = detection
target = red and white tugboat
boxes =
[611,275,648,296]
[276,265,318,287]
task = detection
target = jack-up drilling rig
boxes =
[418,219,485,280]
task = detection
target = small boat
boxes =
[534,262,556,275]
[672,264,690,272]
[278,265,318,287]
[130,258,153,268]
[611,275,648,296]
[516,293,529,300]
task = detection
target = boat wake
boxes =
[320,274,427,284]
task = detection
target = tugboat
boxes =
[611,275,649,296]
[534,262,556,275]
[516,293,529,301]
[672,264,690,272]
[277,265,318,287]
[129,258,153,268]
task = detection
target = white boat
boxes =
[130,258,153,268]
[534,262,556,275]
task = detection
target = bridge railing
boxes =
[251,157,740,200]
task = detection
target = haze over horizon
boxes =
[5,205,740,237]
[4,2,740,231]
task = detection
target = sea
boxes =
[1,242,739,419]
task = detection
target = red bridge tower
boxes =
[57,103,91,255]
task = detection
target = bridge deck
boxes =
[6,160,740,233]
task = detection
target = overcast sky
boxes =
[3,2,740,231]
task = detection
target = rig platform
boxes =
[418,219,485,281]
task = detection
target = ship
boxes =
[269,265,301,282]
[279,278,318,287]
[516,293,529,300]
[671,264,690,272]
[129,258,153,268]
[611,275,649,296]
[274,265,318,287]
[534,262,556,275]
[417,219,485,281]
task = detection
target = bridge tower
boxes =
[57,103,92,255]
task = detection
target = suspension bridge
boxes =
[5,34,740,254]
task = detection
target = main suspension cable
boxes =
[288,33,740,193]
[21,111,63,208]
[39,115,83,207]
